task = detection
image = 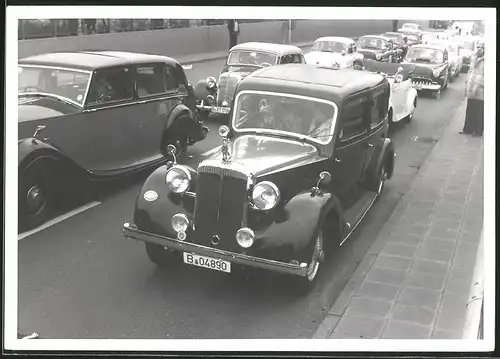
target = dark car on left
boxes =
[18,51,209,231]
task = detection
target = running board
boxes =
[340,191,379,246]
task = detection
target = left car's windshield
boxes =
[18,66,91,106]
[233,92,337,145]
[227,51,278,67]
[312,41,348,53]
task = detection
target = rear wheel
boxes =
[18,161,56,231]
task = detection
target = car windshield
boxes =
[384,34,403,44]
[311,40,348,53]
[227,51,278,67]
[233,92,337,145]
[18,66,91,106]
[405,48,444,63]
[403,24,418,30]
[358,37,387,50]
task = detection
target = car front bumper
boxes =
[123,222,309,277]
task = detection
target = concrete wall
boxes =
[18,20,395,60]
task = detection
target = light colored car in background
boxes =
[398,23,422,35]
[424,39,463,79]
[450,35,482,73]
[360,59,418,129]
[304,36,364,69]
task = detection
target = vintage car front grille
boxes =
[216,74,240,107]
[193,160,250,251]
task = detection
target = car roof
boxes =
[237,64,386,102]
[229,42,303,56]
[358,35,392,41]
[410,44,447,51]
[19,51,181,71]
[383,32,404,37]
[314,36,354,44]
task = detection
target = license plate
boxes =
[183,252,231,273]
[211,106,230,114]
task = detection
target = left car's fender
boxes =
[365,138,396,187]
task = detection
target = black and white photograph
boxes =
[4,5,496,354]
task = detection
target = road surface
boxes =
[18,57,467,339]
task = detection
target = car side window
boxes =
[86,66,133,105]
[370,88,389,129]
[339,98,369,142]
[280,55,293,64]
[164,66,179,92]
[136,64,166,97]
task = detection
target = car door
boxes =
[330,94,371,207]
[45,65,139,173]
[132,63,188,164]
[365,86,389,177]
[389,76,406,121]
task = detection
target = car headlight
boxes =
[376,53,382,60]
[206,94,215,105]
[432,68,442,77]
[236,227,255,248]
[172,213,189,233]
[251,181,280,210]
[205,76,217,89]
[165,165,191,194]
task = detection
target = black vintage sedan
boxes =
[356,35,397,62]
[402,44,450,98]
[123,64,396,293]
[197,42,305,118]
[18,51,209,230]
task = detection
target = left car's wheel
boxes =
[293,229,324,295]
[18,161,55,231]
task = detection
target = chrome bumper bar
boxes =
[123,223,308,277]
[412,81,441,90]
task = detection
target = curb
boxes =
[462,229,484,339]
[312,98,470,339]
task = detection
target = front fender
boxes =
[251,190,344,260]
[133,164,198,238]
[407,87,418,110]
[18,138,76,171]
[366,138,396,182]
[165,104,205,143]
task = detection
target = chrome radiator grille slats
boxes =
[217,74,239,106]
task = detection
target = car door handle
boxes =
[368,142,374,147]
[334,157,342,163]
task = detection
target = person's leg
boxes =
[473,99,484,136]
[460,98,475,134]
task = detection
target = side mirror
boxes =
[316,171,332,188]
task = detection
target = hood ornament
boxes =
[218,125,231,163]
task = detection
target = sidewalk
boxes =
[314,99,484,339]
[175,41,315,65]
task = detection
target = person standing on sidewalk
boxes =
[460,42,484,137]
[227,19,240,49]
[392,20,398,32]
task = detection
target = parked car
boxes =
[359,59,418,128]
[398,22,422,35]
[450,35,481,73]
[401,32,422,46]
[18,51,209,230]
[122,64,396,293]
[382,32,409,60]
[200,42,305,118]
[304,36,364,69]
[356,35,397,62]
[402,44,450,99]
[424,39,463,78]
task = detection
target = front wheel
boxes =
[18,161,55,231]
[145,243,180,268]
[293,230,324,295]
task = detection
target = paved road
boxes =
[18,62,467,338]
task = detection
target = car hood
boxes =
[18,96,71,123]
[221,65,263,77]
[201,134,324,176]
[304,51,347,65]
[357,48,383,59]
